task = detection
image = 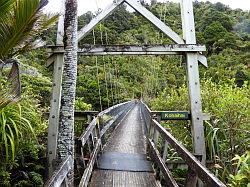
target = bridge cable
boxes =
[158,2,163,43]
[154,1,166,97]
[114,58,119,103]
[112,57,118,104]
[162,1,168,43]
[92,27,103,111]
[102,23,115,106]
[100,23,110,107]
[105,28,114,105]
[158,1,167,44]
[93,0,104,110]
[109,59,115,106]
[96,0,116,107]
[102,24,114,106]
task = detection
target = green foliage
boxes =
[150,79,249,183]
[228,151,250,187]
[234,19,250,40]
[196,8,233,32]
[75,98,92,111]
[150,85,193,150]
[0,87,46,186]
[0,103,35,165]
[0,0,58,60]
[28,171,44,186]
[171,168,188,186]
[203,22,238,53]
[21,74,51,107]
[0,0,249,185]
[202,80,249,181]
[0,171,10,186]
[200,48,250,85]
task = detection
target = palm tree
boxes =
[0,0,57,108]
[57,0,78,185]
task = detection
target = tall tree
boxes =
[57,0,78,185]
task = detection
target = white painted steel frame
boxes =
[78,44,206,56]
[47,10,65,177]
[180,0,206,178]
[77,0,207,66]
[77,0,124,41]
[125,0,184,44]
[77,0,184,44]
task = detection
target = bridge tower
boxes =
[47,0,208,184]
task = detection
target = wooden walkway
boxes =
[89,104,159,187]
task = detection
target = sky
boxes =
[44,0,250,15]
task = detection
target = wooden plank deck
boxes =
[90,170,159,187]
[89,104,159,187]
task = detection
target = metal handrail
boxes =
[78,100,136,187]
[140,102,226,187]
[44,156,73,187]
[44,101,135,187]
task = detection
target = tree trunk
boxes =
[57,0,77,185]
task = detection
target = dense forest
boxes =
[0,0,249,186]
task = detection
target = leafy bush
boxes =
[0,91,47,186]
[0,171,10,186]
[228,151,250,187]
[150,79,249,183]
[0,103,35,165]
[75,97,92,111]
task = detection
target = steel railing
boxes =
[140,101,226,187]
[44,100,135,187]
[77,100,135,187]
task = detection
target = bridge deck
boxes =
[90,104,159,187]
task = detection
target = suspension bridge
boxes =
[44,0,226,186]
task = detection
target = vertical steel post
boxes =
[47,5,65,176]
[180,0,206,166]
[47,50,64,177]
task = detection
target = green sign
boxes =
[161,111,190,120]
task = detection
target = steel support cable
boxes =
[101,23,114,106]
[153,60,158,98]
[155,57,160,97]
[108,60,115,106]
[103,60,110,107]
[152,1,165,97]
[109,57,116,105]
[92,27,103,111]
[158,1,168,44]
[112,57,118,104]
[94,0,100,11]
[100,23,110,107]
[161,1,168,44]
[107,27,120,104]
[114,58,119,103]
[111,57,116,104]
[151,55,158,98]
[158,1,163,42]
[92,0,103,110]
[117,57,123,102]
